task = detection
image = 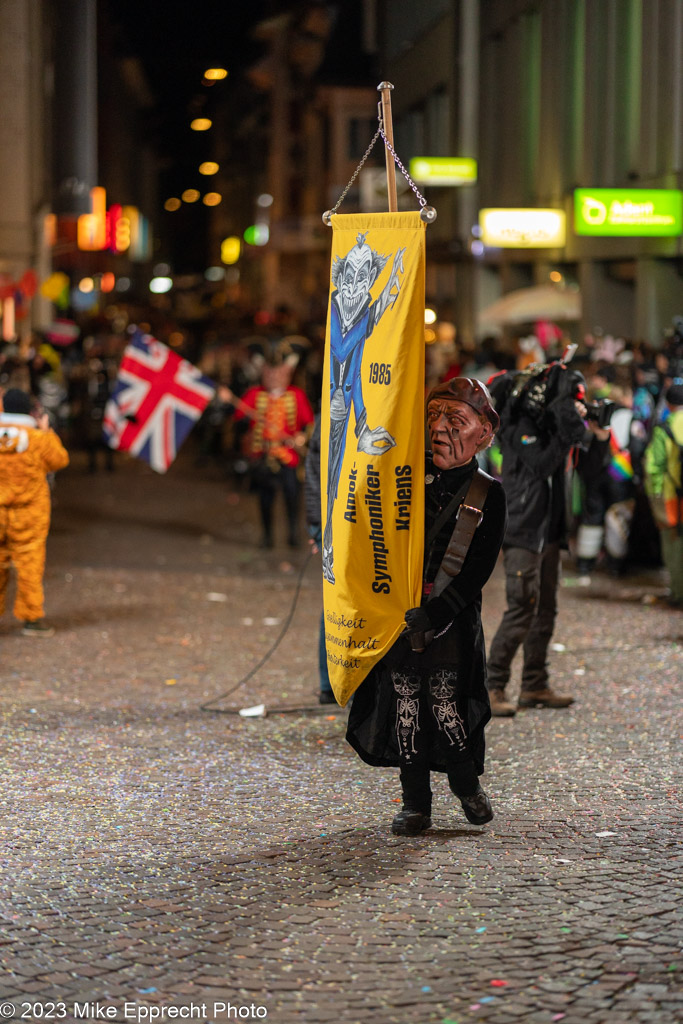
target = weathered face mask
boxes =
[427,399,492,469]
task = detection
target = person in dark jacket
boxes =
[486,362,605,716]
[346,378,507,836]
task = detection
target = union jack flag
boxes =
[103,330,215,473]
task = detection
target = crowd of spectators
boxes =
[2,311,681,585]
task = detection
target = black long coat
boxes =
[346,456,507,775]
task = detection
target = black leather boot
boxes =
[448,762,494,826]
[392,766,432,835]
[391,806,432,836]
[458,785,494,826]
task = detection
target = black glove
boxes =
[404,606,432,634]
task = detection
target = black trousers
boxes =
[486,543,560,695]
[391,664,481,811]
[253,464,300,544]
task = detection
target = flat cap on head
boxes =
[427,377,500,432]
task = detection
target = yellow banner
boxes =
[321,212,426,706]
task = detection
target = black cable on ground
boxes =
[200,548,315,714]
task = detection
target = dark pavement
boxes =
[0,450,681,1024]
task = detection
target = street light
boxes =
[150,277,173,294]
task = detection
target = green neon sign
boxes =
[574,188,683,236]
[409,156,477,186]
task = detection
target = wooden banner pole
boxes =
[377,81,398,212]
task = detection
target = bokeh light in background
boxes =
[150,277,173,294]
[203,68,228,80]
[199,162,219,175]
[243,224,269,246]
[424,307,437,325]
[190,118,212,131]
[181,189,200,203]
[202,193,222,206]
[164,197,181,212]
[220,237,241,264]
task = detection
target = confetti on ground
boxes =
[238,704,266,717]
[1,457,678,1024]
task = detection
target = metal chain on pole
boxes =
[323,107,435,223]
[327,125,382,218]
[378,126,428,208]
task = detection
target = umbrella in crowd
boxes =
[478,284,582,329]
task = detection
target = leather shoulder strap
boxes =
[430,469,494,599]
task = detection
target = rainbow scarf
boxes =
[608,431,634,481]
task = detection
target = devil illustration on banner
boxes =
[322,232,405,585]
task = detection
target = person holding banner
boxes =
[346,378,507,836]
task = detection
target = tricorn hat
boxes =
[244,335,310,369]
[427,377,500,432]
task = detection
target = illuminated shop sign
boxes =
[574,188,683,236]
[409,157,477,186]
[77,187,107,251]
[77,187,150,257]
[479,209,566,248]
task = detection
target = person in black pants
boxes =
[486,361,607,717]
[346,378,507,836]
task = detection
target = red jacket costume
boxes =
[235,385,314,468]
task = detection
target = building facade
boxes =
[380,0,683,348]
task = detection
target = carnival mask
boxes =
[427,398,492,469]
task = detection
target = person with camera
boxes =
[486,362,607,716]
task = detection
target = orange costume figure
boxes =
[0,389,69,636]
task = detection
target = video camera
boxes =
[488,344,616,429]
[583,396,616,429]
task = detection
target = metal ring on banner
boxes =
[322,104,437,226]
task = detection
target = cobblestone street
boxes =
[1,454,681,1024]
